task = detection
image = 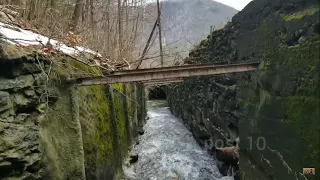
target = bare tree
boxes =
[70,0,85,31]
[1,0,162,68]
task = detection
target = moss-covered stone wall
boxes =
[0,42,146,180]
[167,0,319,179]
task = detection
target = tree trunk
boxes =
[27,0,36,20]
[69,0,84,31]
[118,0,122,60]
[90,0,94,27]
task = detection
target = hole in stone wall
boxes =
[16,104,37,114]
[148,86,166,100]
[0,159,25,178]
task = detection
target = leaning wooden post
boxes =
[135,17,158,69]
[157,0,164,67]
[68,84,86,179]
[122,83,132,145]
[106,85,122,166]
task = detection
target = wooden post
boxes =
[122,83,132,145]
[69,85,86,179]
[135,18,159,69]
[131,82,138,138]
[136,83,142,128]
[141,84,147,124]
[106,85,121,166]
[157,0,164,67]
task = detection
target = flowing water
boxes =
[124,101,234,180]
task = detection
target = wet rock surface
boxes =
[124,101,235,180]
[167,0,319,179]
[0,61,47,179]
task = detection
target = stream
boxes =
[123,101,234,180]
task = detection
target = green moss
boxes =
[239,85,261,133]
[126,84,135,120]
[280,32,287,40]
[281,7,319,21]
[39,57,137,179]
[52,65,70,80]
[0,43,32,60]
[69,61,133,166]
[258,88,271,109]
[69,62,114,166]
[128,85,136,121]
[87,85,113,163]
[112,83,128,153]
[239,29,319,177]
[260,38,320,174]
[282,41,320,171]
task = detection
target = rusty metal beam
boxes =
[69,62,260,86]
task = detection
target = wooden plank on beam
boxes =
[144,79,184,86]
[140,78,183,83]
[69,62,260,86]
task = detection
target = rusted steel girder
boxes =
[69,62,260,86]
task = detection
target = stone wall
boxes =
[167,0,319,179]
[0,42,146,179]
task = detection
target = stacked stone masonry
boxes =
[167,0,319,179]
[0,43,146,180]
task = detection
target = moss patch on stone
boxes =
[0,43,31,60]
[239,38,319,178]
[112,83,128,154]
[38,59,135,179]
[281,7,319,21]
[279,41,319,172]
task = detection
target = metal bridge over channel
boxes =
[67,62,260,86]
[64,0,260,87]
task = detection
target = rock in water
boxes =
[215,146,239,165]
[137,128,145,135]
[135,140,140,145]
[123,165,137,180]
[165,169,180,180]
[129,154,139,164]
[219,176,235,180]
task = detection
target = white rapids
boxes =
[123,101,234,180]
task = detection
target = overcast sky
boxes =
[144,0,252,10]
[214,0,252,10]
